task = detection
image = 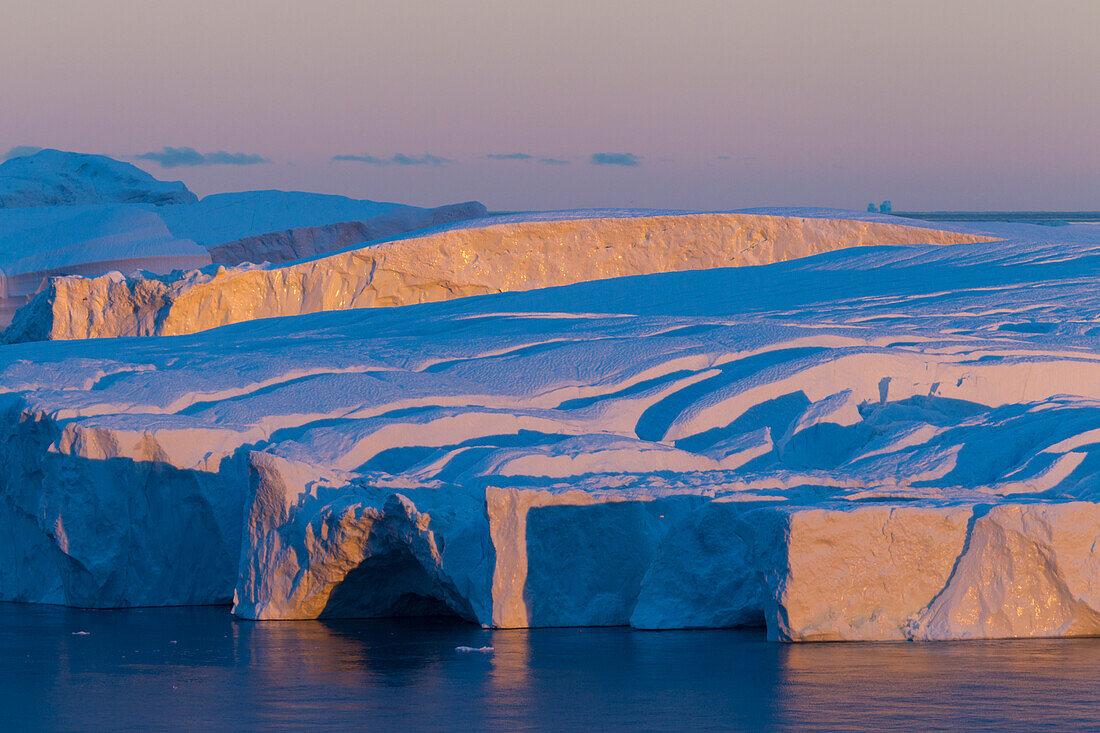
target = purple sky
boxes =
[3,0,1097,210]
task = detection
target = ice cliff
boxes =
[3,213,1100,641]
[6,210,991,341]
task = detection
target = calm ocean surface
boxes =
[3,604,1100,732]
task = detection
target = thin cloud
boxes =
[203,151,271,166]
[332,153,451,166]
[332,154,385,164]
[392,153,449,166]
[485,153,572,165]
[136,146,270,168]
[2,145,43,160]
[591,152,641,167]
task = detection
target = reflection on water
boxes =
[2,604,1098,731]
[775,640,1100,731]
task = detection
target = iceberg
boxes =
[2,209,1100,641]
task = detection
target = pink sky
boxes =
[2,0,1097,210]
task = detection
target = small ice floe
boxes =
[455,646,494,653]
[72,631,90,636]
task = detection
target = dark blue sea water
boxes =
[4,605,1100,731]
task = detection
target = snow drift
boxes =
[3,213,1100,641]
[6,211,991,341]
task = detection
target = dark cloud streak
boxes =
[332,154,384,164]
[590,152,641,167]
[486,153,572,165]
[332,153,450,166]
[136,146,270,167]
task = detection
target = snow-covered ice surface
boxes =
[6,210,990,341]
[4,212,1100,641]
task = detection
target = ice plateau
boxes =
[4,209,1100,642]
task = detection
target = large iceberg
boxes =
[6,210,991,341]
[3,212,1100,641]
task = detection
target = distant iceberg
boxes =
[0,149,196,208]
